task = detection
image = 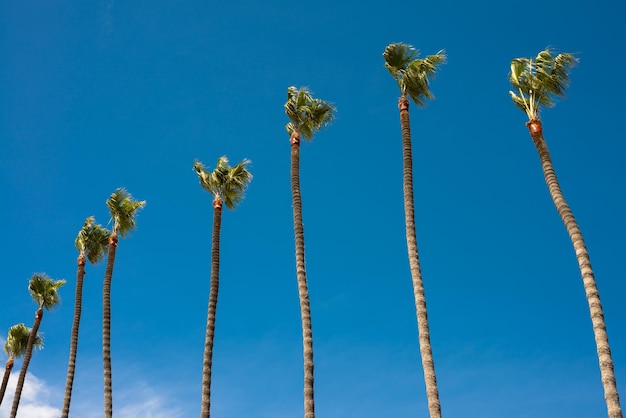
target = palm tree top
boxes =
[284,86,335,140]
[194,156,252,210]
[75,216,111,264]
[106,188,146,237]
[383,42,446,106]
[28,273,66,310]
[4,324,43,357]
[509,48,577,120]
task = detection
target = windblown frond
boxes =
[383,43,446,106]
[194,156,252,210]
[28,273,66,310]
[4,324,43,358]
[284,86,335,140]
[75,216,110,264]
[106,188,146,237]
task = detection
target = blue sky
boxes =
[1,0,625,417]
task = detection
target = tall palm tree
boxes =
[10,274,65,418]
[509,49,622,418]
[1,324,43,406]
[102,188,145,418]
[383,42,445,418]
[62,216,110,418]
[284,86,334,418]
[194,156,252,418]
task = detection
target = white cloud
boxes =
[0,372,61,418]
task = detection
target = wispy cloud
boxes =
[0,372,61,418]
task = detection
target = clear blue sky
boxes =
[1,1,625,417]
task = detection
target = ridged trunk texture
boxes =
[10,307,44,418]
[0,355,14,405]
[200,200,223,418]
[103,232,118,418]
[291,133,315,418]
[528,118,622,418]
[62,254,87,418]
[399,96,442,418]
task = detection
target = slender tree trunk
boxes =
[103,232,118,418]
[527,118,622,418]
[62,254,87,418]
[10,307,44,418]
[290,132,315,418]
[399,96,442,418]
[0,355,14,405]
[200,198,223,418]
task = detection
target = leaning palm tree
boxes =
[509,49,622,418]
[10,274,65,418]
[62,216,110,418]
[1,324,43,406]
[194,156,252,418]
[284,86,334,418]
[102,188,145,418]
[384,42,445,418]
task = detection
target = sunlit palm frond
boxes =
[75,217,110,264]
[28,273,66,310]
[106,188,146,237]
[284,86,335,140]
[383,43,417,80]
[74,217,96,256]
[194,156,252,210]
[4,324,43,357]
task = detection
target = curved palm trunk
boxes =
[290,133,315,418]
[200,199,223,418]
[9,307,44,418]
[528,118,622,418]
[0,355,14,405]
[399,96,442,418]
[62,254,87,417]
[103,232,118,418]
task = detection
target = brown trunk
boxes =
[200,199,223,418]
[103,232,118,418]
[0,355,14,405]
[10,307,44,418]
[62,254,87,417]
[291,132,315,418]
[399,95,442,418]
[528,118,622,418]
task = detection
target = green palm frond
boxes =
[28,273,66,310]
[383,43,446,106]
[75,216,110,264]
[106,188,146,237]
[4,324,43,357]
[284,86,335,140]
[194,156,252,210]
[508,48,577,119]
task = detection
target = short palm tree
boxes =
[10,274,65,418]
[1,324,43,406]
[509,49,622,418]
[62,216,110,418]
[102,188,145,418]
[284,86,334,418]
[194,156,252,418]
[384,42,445,418]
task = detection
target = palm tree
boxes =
[194,156,252,418]
[509,49,622,418]
[1,324,43,406]
[10,274,65,418]
[62,216,110,418]
[102,188,145,418]
[383,42,445,418]
[284,86,334,418]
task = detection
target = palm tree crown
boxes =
[4,324,43,358]
[193,157,252,209]
[383,43,446,106]
[29,274,66,310]
[285,86,335,140]
[509,48,577,120]
[106,188,146,237]
[76,216,110,264]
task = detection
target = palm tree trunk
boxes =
[528,118,622,418]
[200,198,223,417]
[399,96,442,418]
[290,132,315,418]
[62,254,87,418]
[10,307,44,418]
[0,356,14,405]
[103,232,118,418]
